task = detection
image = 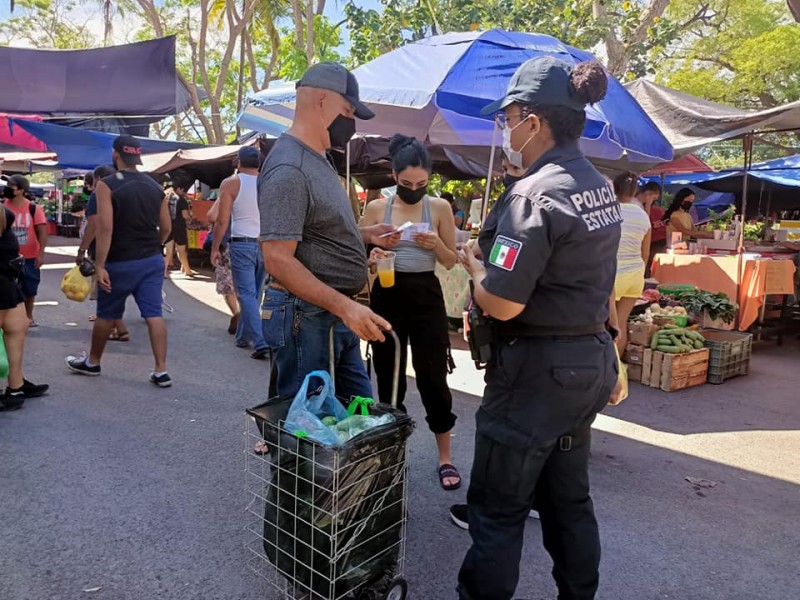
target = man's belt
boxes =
[266,280,364,302]
[230,236,259,243]
[496,322,607,338]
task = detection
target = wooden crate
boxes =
[642,348,709,392]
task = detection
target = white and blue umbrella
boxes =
[240,30,673,166]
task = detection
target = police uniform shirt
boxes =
[478,142,622,329]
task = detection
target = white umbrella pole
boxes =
[346,141,351,198]
[480,128,498,225]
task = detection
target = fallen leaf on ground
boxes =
[685,477,718,488]
[82,587,102,593]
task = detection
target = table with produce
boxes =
[623,285,752,391]
[651,254,796,331]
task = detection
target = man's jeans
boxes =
[229,240,267,351]
[261,287,372,401]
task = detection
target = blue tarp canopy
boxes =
[643,154,800,212]
[241,30,673,170]
[11,119,203,170]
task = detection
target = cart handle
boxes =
[329,323,401,409]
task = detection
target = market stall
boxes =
[652,254,797,331]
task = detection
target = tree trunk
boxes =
[292,0,304,50]
[306,0,314,63]
[593,0,670,77]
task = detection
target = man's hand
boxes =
[361,223,401,248]
[76,250,86,266]
[211,249,222,267]
[340,299,391,342]
[97,267,112,292]
[608,378,625,406]
[413,230,440,250]
[457,243,485,279]
[35,253,45,269]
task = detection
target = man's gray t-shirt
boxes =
[258,134,367,296]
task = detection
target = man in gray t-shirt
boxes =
[258,62,398,399]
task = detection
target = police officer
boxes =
[454,57,622,600]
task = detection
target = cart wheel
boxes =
[382,578,408,600]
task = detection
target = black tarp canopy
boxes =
[625,80,800,156]
[0,37,192,132]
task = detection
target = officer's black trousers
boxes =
[457,333,617,600]
[370,271,456,434]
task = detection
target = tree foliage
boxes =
[659,0,800,109]
[344,0,676,78]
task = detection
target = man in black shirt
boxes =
[165,181,193,277]
[66,135,174,387]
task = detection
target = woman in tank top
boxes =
[362,134,461,490]
[612,171,651,352]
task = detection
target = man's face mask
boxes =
[2,187,15,200]
[327,114,356,149]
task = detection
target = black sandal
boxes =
[439,464,462,491]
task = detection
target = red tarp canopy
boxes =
[641,155,712,177]
[0,114,47,152]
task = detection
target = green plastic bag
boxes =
[0,330,8,379]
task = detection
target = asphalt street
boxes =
[1,239,798,600]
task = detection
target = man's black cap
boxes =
[112,135,143,165]
[296,62,375,120]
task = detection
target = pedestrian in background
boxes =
[636,181,665,277]
[2,174,47,328]
[76,164,130,341]
[0,203,48,410]
[211,147,269,360]
[613,170,651,353]
[164,182,193,277]
[66,136,173,387]
[206,196,240,335]
[456,58,620,600]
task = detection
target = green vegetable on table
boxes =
[650,328,705,354]
[679,290,738,324]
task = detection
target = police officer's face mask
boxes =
[501,115,537,170]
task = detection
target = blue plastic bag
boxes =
[284,371,350,446]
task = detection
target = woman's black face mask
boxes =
[681,201,693,211]
[396,184,427,205]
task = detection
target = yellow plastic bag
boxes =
[61,265,90,303]
[608,344,629,406]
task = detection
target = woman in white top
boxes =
[613,172,651,352]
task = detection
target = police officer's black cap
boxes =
[482,56,588,115]
[296,62,375,120]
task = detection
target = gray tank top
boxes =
[384,195,437,273]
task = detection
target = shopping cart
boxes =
[245,326,412,600]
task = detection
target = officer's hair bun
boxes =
[570,62,608,105]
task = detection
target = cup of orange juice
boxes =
[376,251,396,288]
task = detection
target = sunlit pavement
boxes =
[1,238,798,600]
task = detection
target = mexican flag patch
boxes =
[489,235,522,271]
